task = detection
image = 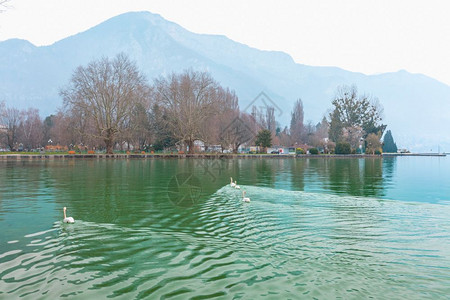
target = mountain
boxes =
[1,11,449,152]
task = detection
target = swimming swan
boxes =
[230,177,236,187]
[242,191,250,203]
[63,207,75,223]
[234,181,240,189]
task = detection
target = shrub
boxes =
[335,142,351,154]
[309,148,319,155]
[375,149,382,155]
[296,148,305,154]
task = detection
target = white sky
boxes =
[1,0,450,85]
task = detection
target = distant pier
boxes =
[382,153,447,157]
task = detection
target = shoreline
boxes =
[0,153,446,160]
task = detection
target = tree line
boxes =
[0,53,395,154]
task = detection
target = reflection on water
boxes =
[320,158,388,197]
[1,157,450,299]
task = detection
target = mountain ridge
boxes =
[1,11,449,151]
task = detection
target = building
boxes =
[266,146,296,155]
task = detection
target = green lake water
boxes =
[0,157,449,299]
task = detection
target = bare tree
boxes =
[120,101,152,151]
[209,87,249,153]
[251,105,266,130]
[266,106,276,133]
[303,120,316,145]
[0,102,4,147]
[60,53,151,153]
[278,126,291,147]
[249,104,278,142]
[0,102,21,150]
[18,108,43,150]
[200,87,238,151]
[154,70,220,154]
[51,111,76,148]
[309,117,329,150]
[219,111,255,153]
[290,98,304,144]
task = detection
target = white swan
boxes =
[242,191,250,203]
[234,181,240,189]
[230,177,236,187]
[63,207,75,223]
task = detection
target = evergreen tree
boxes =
[42,115,55,146]
[255,129,272,152]
[335,142,351,154]
[150,103,177,151]
[382,130,398,153]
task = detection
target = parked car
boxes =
[270,150,280,154]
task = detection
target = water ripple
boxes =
[1,185,450,299]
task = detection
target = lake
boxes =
[1,156,449,299]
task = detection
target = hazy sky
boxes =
[1,0,449,85]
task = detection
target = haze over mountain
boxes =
[1,11,449,152]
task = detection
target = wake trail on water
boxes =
[1,184,450,299]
